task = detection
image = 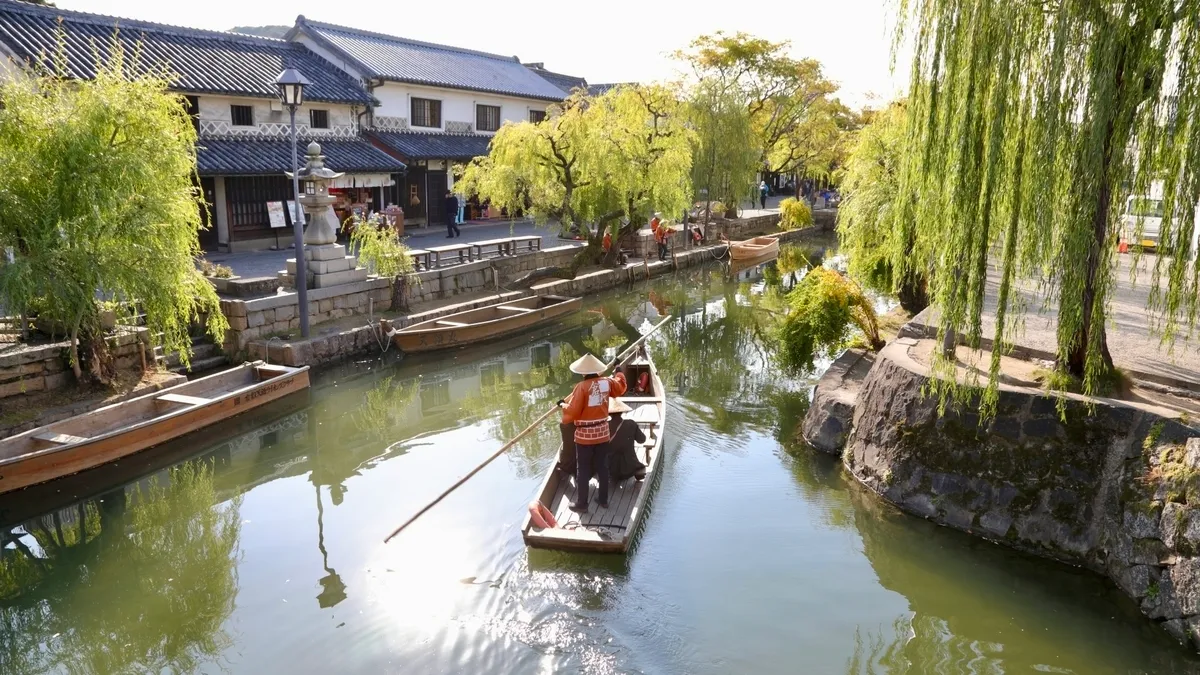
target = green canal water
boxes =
[2,244,1198,674]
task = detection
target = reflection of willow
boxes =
[655,279,790,436]
[0,460,241,674]
[352,375,420,442]
[845,615,1011,675]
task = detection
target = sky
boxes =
[56,0,905,107]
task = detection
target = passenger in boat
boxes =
[558,353,627,512]
[607,399,647,482]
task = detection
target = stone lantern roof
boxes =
[289,142,345,182]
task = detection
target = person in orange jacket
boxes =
[654,221,671,261]
[559,352,627,512]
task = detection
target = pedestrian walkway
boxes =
[207,219,579,279]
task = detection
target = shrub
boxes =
[776,267,883,372]
[197,259,234,279]
[779,197,813,231]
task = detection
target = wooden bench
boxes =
[470,238,515,260]
[256,364,292,380]
[155,393,213,407]
[511,235,542,253]
[435,320,469,328]
[406,249,432,271]
[33,432,88,446]
[494,305,533,313]
[427,243,474,268]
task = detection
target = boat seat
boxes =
[629,405,660,425]
[435,320,469,328]
[33,432,88,446]
[155,393,212,407]
[494,305,533,313]
[256,364,291,379]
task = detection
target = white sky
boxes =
[57,0,905,107]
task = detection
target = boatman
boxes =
[559,353,627,512]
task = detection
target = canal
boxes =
[1,242,1197,674]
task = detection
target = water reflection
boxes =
[2,239,1199,674]
[0,461,240,674]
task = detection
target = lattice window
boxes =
[476,104,501,132]
[310,109,329,129]
[411,98,441,128]
[230,104,254,127]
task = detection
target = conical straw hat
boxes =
[569,353,607,375]
[608,398,632,414]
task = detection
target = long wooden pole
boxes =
[382,315,673,544]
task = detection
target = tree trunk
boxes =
[1065,179,1114,378]
[510,240,601,288]
[897,273,929,314]
[68,322,83,381]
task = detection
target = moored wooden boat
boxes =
[0,361,310,495]
[522,343,666,553]
[389,294,581,353]
[729,235,780,260]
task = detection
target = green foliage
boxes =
[779,197,813,230]
[678,32,845,179]
[343,214,414,278]
[895,0,1200,412]
[776,267,883,372]
[0,39,226,377]
[197,259,234,279]
[836,101,927,311]
[458,86,694,245]
[676,43,761,210]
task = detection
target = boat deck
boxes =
[547,473,645,537]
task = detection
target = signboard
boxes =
[267,201,287,229]
[286,201,305,226]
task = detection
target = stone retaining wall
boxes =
[242,216,829,368]
[844,338,1200,649]
[221,214,790,359]
[0,327,157,401]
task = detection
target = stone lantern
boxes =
[281,142,367,288]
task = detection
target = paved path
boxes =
[918,254,1200,386]
[207,219,579,279]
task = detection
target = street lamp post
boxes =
[276,68,312,338]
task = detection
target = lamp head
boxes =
[275,68,310,108]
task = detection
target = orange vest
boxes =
[561,373,628,444]
[603,232,612,251]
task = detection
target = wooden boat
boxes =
[0,361,310,495]
[522,343,666,553]
[389,294,581,353]
[729,235,780,260]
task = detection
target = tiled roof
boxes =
[366,131,491,161]
[524,63,587,94]
[0,0,373,104]
[587,83,629,97]
[197,137,406,176]
[294,17,568,102]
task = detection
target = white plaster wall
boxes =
[373,82,550,134]
[193,93,358,131]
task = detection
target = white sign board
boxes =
[286,200,305,226]
[267,201,287,229]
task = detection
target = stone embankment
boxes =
[226,213,829,367]
[804,336,1200,650]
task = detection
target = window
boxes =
[480,362,505,387]
[230,104,254,127]
[309,109,329,129]
[529,109,546,124]
[420,379,450,411]
[477,104,501,132]
[411,97,441,128]
[184,96,200,133]
[531,343,551,368]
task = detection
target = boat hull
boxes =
[391,295,581,353]
[0,363,310,494]
[729,236,780,260]
[521,345,666,554]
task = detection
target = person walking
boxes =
[655,221,671,262]
[444,191,461,238]
[759,180,769,210]
[559,353,627,512]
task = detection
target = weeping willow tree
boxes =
[0,39,226,380]
[838,101,929,313]
[896,0,1200,409]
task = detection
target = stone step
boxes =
[169,353,229,376]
